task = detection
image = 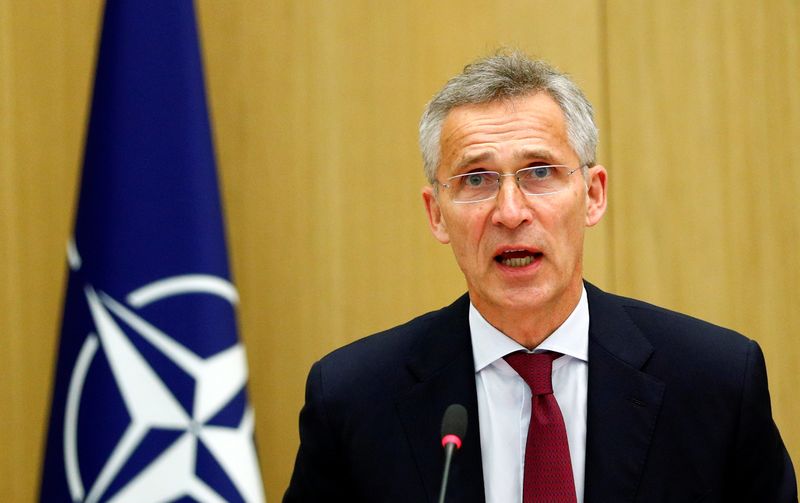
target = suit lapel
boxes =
[394,285,666,503]
[584,283,665,503]
[395,295,485,503]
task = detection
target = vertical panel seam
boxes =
[0,3,23,501]
[597,0,616,292]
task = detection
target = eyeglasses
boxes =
[435,165,584,203]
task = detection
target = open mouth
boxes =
[494,249,542,268]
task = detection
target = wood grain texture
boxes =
[604,0,800,470]
[0,1,102,500]
[0,0,795,500]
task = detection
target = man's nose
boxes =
[491,175,533,228]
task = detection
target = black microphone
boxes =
[437,404,468,503]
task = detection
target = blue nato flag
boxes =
[39,1,265,501]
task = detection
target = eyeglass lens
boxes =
[447,165,571,202]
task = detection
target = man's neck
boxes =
[471,282,584,350]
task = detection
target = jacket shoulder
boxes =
[592,285,753,354]
[313,294,469,397]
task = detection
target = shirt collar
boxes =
[469,286,589,373]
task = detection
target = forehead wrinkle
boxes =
[444,117,548,163]
[440,95,573,175]
[444,112,563,154]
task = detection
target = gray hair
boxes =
[419,51,598,183]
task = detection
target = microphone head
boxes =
[441,403,468,440]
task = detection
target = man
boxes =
[284,52,796,502]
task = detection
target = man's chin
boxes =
[472,284,556,313]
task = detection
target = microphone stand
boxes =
[437,441,457,503]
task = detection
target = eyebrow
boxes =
[455,151,494,171]
[515,148,558,164]
[454,148,558,171]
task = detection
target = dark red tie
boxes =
[504,351,577,503]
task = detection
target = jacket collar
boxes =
[584,282,665,502]
[397,294,486,503]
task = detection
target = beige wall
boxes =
[1,0,797,500]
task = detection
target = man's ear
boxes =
[422,186,450,244]
[585,165,608,227]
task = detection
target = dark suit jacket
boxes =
[284,282,796,502]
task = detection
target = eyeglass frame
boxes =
[433,164,586,204]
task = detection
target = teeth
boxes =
[502,256,534,267]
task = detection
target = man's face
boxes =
[422,93,607,320]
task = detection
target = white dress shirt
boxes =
[470,287,589,503]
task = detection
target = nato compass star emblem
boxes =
[62,241,265,502]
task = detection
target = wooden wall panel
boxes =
[605,0,800,472]
[0,1,102,500]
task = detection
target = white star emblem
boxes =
[63,270,265,503]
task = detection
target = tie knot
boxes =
[503,351,561,395]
